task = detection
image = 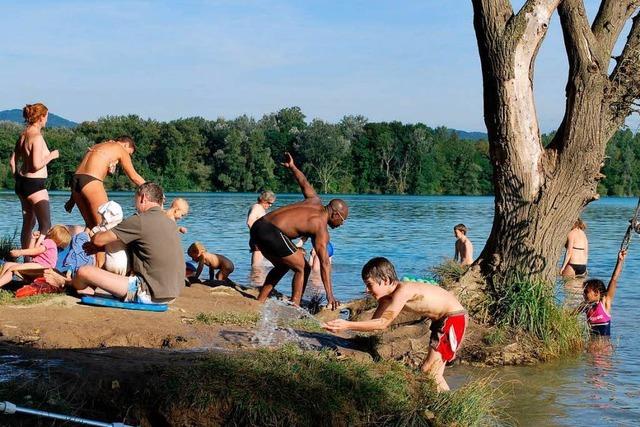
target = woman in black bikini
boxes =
[561,218,589,277]
[9,103,59,252]
[67,136,145,228]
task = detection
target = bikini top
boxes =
[573,247,585,250]
[88,147,118,174]
[586,301,611,326]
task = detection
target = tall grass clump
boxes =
[430,259,467,286]
[0,231,17,261]
[0,346,502,426]
[492,274,586,357]
[158,345,502,426]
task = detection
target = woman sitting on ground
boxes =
[9,103,59,254]
[561,218,589,277]
[66,136,145,228]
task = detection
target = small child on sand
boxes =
[580,249,626,337]
[323,257,467,391]
[453,223,473,266]
[0,225,71,288]
[166,198,189,234]
[92,201,128,275]
[187,242,235,282]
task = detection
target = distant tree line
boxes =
[0,107,637,196]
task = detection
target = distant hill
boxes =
[451,129,488,140]
[0,109,77,128]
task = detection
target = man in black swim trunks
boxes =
[251,152,348,310]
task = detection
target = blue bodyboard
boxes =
[80,295,168,312]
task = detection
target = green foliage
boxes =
[491,275,586,357]
[1,111,637,195]
[0,108,497,195]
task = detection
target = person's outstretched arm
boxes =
[119,149,146,186]
[605,249,627,309]
[281,152,318,200]
[194,255,206,280]
[324,287,411,332]
[313,232,339,310]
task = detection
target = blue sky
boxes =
[1,0,638,132]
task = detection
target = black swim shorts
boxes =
[249,217,298,259]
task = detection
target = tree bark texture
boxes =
[471,0,640,286]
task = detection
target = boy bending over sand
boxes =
[324,257,467,391]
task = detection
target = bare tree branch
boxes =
[558,0,601,72]
[592,0,640,55]
[607,11,640,134]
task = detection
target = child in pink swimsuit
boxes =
[0,225,71,288]
[582,249,627,337]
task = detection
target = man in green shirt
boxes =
[72,182,184,303]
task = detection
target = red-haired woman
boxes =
[9,103,59,252]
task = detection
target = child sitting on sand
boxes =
[323,257,467,392]
[92,201,128,275]
[187,242,235,282]
[580,249,626,337]
[166,198,189,234]
[0,225,71,288]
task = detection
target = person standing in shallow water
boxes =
[453,223,473,266]
[10,103,59,254]
[250,152,348,310]
[561,218,589,277]
[247,190,276,267]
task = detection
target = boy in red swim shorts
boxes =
[324,257,467,391]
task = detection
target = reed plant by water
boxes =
[430,259,467,286]
[0,231,16,261]
[491,274,586,357]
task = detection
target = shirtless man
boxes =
[453,224,473,266]
[246,190,276,267]
[324,257,467,391]
[250,152,348,310]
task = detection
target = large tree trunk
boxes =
[471,0,640,286]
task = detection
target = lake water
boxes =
[1,191,639,425]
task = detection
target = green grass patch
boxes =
[0,345,501,426]
[430,259,467,286]
[0,289,61,306]
[163,345,502,426]
[491,275,586,357]
[194,311,260,327]
[283,317,324,333]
